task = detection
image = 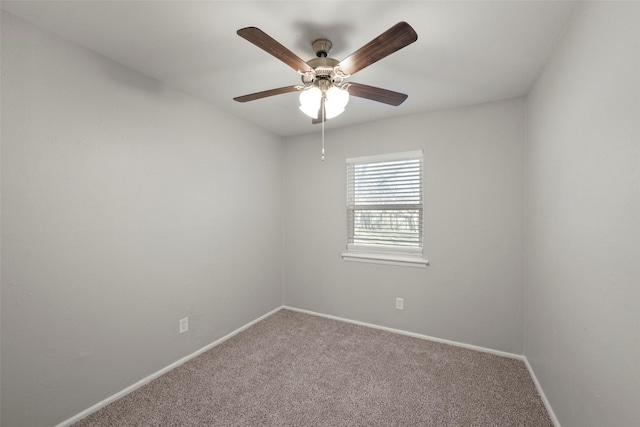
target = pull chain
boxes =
[321,113,325,162]
[321,97,326,162]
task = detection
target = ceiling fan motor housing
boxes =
[303,56,343,87]
[299,38,347,89]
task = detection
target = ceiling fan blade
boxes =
[237,27,313,74]
[234,86,301,103]
[311,98,326,124]
[338,22,417,76]
[347,82,408,106]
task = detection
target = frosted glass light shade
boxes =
[299,87,322,119]
[299,86,350,120]
[325,86,349,119]
[326,86,349,107]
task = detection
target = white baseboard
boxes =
[55,306,283,427]
[523,357,561,427]
[283,305,523,360]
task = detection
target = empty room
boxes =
[1,1,638,426]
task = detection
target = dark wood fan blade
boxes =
[347,82,408,106]
[237,27,313,74]
[311,98,326,124]
[338,22,417,76]
[234,86,301,103]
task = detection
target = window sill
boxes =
[341,251,429,268]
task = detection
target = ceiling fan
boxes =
[233,22,418,124]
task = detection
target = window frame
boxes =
[341,150,428,268]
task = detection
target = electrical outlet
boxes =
[179,317,188,334]
[396,297,404,310]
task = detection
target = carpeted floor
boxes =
[74,309,552,426]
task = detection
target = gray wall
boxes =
[1,13,283,427]
[524,2,640,426]
[283,98,525,355]
[3,2,639,427]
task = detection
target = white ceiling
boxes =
[1,1,577,137]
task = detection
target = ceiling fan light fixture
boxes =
[299,85,350,120]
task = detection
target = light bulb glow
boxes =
[299,85,350,120]
[326,86,349,109]
[299,87,322,119]
[325,86,349,119]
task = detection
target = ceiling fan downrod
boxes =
[312,38,332,58]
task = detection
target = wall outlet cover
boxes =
[179,317,189,334]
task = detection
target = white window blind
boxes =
[345,151,425,266]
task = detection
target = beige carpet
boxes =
[74,309,552,426]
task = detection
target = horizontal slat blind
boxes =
[347,152,423,248]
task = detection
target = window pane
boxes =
[346,151,423,251]
[350,209,422,247]
[352,159,421,205]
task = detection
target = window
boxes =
[342,150,428,267]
